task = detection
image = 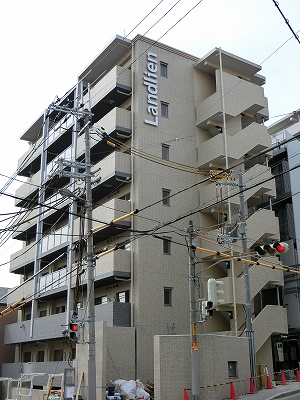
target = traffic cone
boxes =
[296,368,300,382]
[281,370,287,385]
[249,377,255,394]
[266,373,272,389]
[183,388,189,400]
[229,381,237,399]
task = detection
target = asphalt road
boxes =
[282,394,299,399]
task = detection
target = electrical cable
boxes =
[272,0,300,45]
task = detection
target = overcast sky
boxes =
[0,0,299,288]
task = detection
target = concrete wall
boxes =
[154,334,250,400]
[0,304,17,375]
[76,321,135,400]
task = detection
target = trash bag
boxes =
[113,379,150,399]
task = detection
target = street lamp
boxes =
[58,188,85,202]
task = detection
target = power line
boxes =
[272,0,300,45]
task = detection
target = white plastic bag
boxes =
[113,379,150,399]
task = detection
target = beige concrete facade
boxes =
[3,34,288,399]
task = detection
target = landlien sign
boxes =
[144,52,158,126]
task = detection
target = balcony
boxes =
[253,305,288,351]
[197,123,271,169]
[196,70,268,129]
[91,152,131,202]
[74,198,131,245]
[39,268,67,294]
[12,207,39,241]
[4,302,130,345]
[4,312,67,344]
[2,362,70,386]
[6,280,33,306]
[77,108,132,164]
[10,243,35,274]
[83,66,132,123]
[12,192,72,241]
[39,225,70,262]
[94,248,131,286]
[45,114,75,155]
[17,137,43,178]
[15,171,41,207]
[15,146,75,208]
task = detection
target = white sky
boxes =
[0,0,299,288]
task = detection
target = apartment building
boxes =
[2,35,288,399]
[0,288,17,375]
[268,110,300,374]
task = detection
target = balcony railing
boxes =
[15,146,75,208]
[94,248,131,283]
[39,268,67,294]
[46,114,75,147]
[73,198,132,245]
[4,302,130,345]
[77,107,132,163]
[2,362,70,386]
[17,137,43,177]
[40,225,69,254]
[10,243,36,274]
[82,66,132,122]
[91,152,131,202]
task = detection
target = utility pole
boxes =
[187,220,200,400]
[84,112,97,400]
[238,169,257,388]
[49,95,96,399]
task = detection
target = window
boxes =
[162,144,169,160]
[23,352,31,363]
[163,237,171,255]
[117,291,130,303]
[164,288,172,306]
[228,361,237,378]
[95,296,108,305]
[55,305,65,314]
[54,349,64,361]
[160,62,168,78]
[161,102,169,118]
[25,313,31,320]
[120,193,130,201]
[39,310,47,317]
[118,240,131,251]
[162,189,170,206]
[37,351,45,362]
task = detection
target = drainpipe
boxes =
[219,48,238,336]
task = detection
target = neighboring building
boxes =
[2,35,288,399]
[268,110,300,373]
[0,287,17,375]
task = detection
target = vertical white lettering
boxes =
[144,52,158,127]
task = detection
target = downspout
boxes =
[130,38,136,379]
[219,48,238,336]
[30,110,49,337]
